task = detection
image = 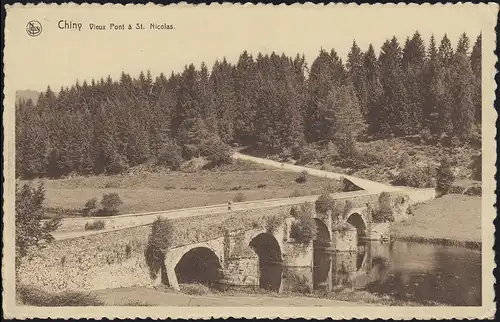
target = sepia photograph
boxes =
[2,3,497,319]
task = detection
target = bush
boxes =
[448,185,466,194]
[233,192,246,203]
[145,217,174,279]
[180,283,211,295]
[391,166,435,188]
[464,185,482,196]
[315,193,335,215]
[100,193,123,215]
[286,273,312,294]
[289,188,309,197]
[106,153,129,175]
[470,153,482,181]
[371,192,394,223]
[323,182,340,193]
[290,202,317,244]
[205,140,232,166]
[84,220,105,231]
[182,144,199,160]
[265,215,283,234]
[157,141,184,170]
[436,157,455,194]
[298,145,318,164]
[295,170,309,183]
[17,285,104,306]
[82,197,98,216]
[398,152,411,169]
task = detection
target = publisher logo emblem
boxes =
[26,20,42,37]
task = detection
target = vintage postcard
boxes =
[2,2,497,319]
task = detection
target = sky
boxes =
[5,4,490,92]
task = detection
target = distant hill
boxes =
[16,90,41,103]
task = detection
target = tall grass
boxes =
[17,285,104,306]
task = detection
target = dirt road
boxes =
[233,152,401,193]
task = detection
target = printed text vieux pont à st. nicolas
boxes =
[58,20,174,31]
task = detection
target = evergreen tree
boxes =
[379,37,410,136]
[346,41,367,115]
[450,35,475,140]
[364,44,384,136]
[470,33,482,124]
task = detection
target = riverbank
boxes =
[390,194,481,250]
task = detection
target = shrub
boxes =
[286,273,312,294]
[233,192,246,202]
[464,185,482,196]
[106,153,129,175]
[84,220,105,231]
[182,144,199,160]
[298,145,318,164]
[15,184,61,267]
[205,140,232,166]
[323,182,340,193]
[82,197,98,216]
[145,217,174,279]
[265,215,283,234]
[180,283,211,295]
[470,153,482,181]
[315,193,335,215]
[99,193,123,215]
[295,170,309,183]
[157,141,184,170]
[398,152,411,169]
[371,192,394,223]
[290,202,317,244]
[436,157,455,194]
[448,185,466,194]
[289,188,309,197]
[391,166,435,188]
[17,285,104,306]
[257,183,267,189]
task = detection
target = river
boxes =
[311,241,481,306]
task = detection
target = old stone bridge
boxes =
[19,189,435,293]
[162,204,370,292]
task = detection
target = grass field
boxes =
[19,167,342,217]
[390,194,481,247]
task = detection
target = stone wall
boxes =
[331,228,358,252]
[18,225,153,293]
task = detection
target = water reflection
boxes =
[313,241,481,306]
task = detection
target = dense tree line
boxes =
[15,32,481,179]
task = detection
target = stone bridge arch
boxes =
[345,207,370,244]
[313,218,331,248]
[163,238,225,290]
[244,229,284,291]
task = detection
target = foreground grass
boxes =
[390,194,481,249]
[20,168,341,218]
[17,285,104,306]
